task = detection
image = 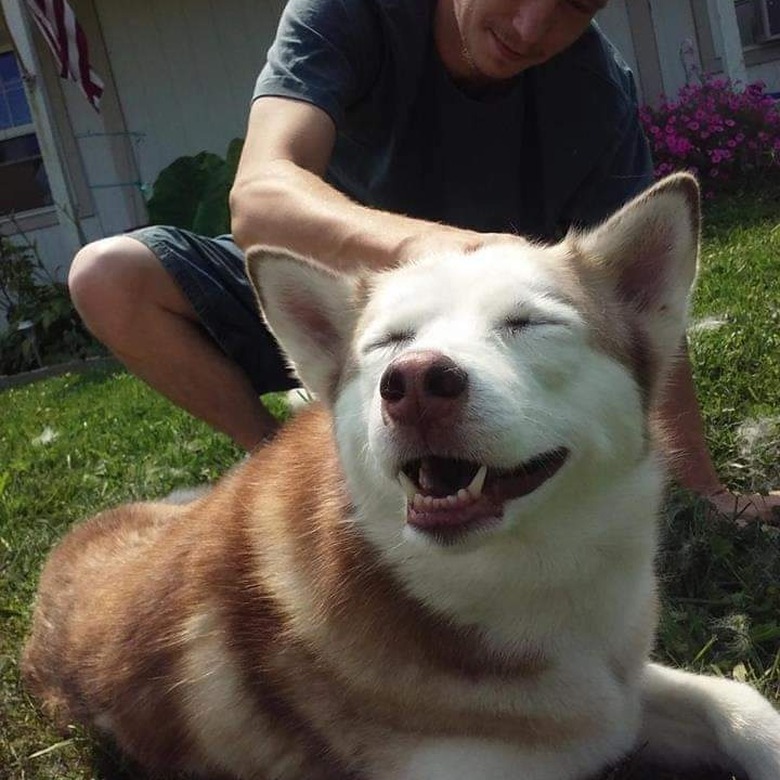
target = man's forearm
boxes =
[230,159,475,273]
[654,342,721,495]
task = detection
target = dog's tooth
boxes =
[398,471,417,501]
[413,493,425,509]
[457,488,471,503]
[467,465,487,498]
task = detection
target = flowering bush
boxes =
[639,78,780,195]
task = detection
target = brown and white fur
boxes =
[23,174,780,779]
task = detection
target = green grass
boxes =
[690,191,780,493]
[1,190,779,779]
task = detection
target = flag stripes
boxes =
[23,0,104,110]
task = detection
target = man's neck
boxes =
[433,0,473,84]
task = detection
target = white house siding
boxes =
[596,0,643,101]
[93,0,285,191]
[20,218,96,275]
[648,0,701,98]
[747,58,780,89]
[56,69,141,242]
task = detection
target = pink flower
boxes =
[639,76,780,192]
[709,148,732,163]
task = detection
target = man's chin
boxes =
[461,48,534,86]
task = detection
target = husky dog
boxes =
[23,174,780,780]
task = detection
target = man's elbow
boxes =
[229,178,256,252]
[229,174,273,252]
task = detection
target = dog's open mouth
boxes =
[398,448,568,539]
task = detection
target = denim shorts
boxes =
[127,226,299,396]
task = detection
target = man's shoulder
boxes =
[256,0,433,124]
[536,24,639,112]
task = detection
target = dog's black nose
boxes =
[380,351,468,427]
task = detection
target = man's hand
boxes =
[395,230,523,267]
[705,489,780,526]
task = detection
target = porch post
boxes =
[708,0,748,83]
[1,0,84,254]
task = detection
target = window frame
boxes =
[0,45,57,229]
[734,0,780,65]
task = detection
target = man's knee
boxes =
[68,236,187,346]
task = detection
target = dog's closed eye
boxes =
[502,316,533,333]
[365,330,415,352]
[500,316,565,334]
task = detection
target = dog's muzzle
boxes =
[379,350,568,541]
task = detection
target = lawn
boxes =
[1,190,779,779]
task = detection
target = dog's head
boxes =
[247,174,699,557]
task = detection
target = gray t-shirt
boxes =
[254,0,653,239]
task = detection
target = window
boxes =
[735,0,780,46]
[0,49,52,217]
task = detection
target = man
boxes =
[68,0,778,520]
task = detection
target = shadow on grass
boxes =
[84,739,742,780]
[77,725,743,780]
[87,736,232,780]
[702,181,780,237]
[607,766,737,780]
[58,366,126,395]
[89,737,228,780]
[89,741,154,780]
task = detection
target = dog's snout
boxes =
[424,358,469,399]
[380,351,468,427]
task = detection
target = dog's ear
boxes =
[246,247,361,404]
[573,173,700,366]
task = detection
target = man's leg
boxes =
[68,235,279,451]
[657,344,780,523]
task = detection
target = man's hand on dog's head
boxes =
[394,228,528,267]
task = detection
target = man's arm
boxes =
[230,97,482,272]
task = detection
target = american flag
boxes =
[23,0,104,111]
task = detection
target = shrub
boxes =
[146,138,244,237]
[0,237,101,375]
[639,78,780,196]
